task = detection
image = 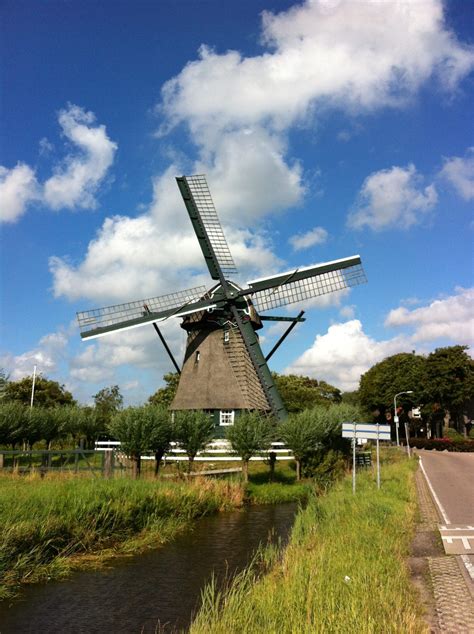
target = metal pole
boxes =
[352,430,356,494]
[393,394,400,446]
[376,423,380,489]
[30,365,37,409]
[404,422,411,458]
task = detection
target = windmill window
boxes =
[195,351,200,363]
[224,331,230,343]
[219,410,235,426]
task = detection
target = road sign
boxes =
[342,423,391,440]
[342,423,391,492]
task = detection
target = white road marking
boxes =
[419,458,450,524]
[461,555,474,581]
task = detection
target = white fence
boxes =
[95,440,294,462]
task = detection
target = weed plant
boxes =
[191,458,427,634]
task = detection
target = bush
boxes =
[301,449,346,488]
[409,438,474,452]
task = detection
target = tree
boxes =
[4,375,75,408]
[279,412,320,480]
[108,406,157,477]
[147,404,173,475]
[226,412,275,482]
[272,373,341,413]
[174,410,215,472]
[0,369,9,401]
[93,385,123,427]
[148,373,180,407]
[422,346,474,422]
[0,402,27,448]
[358,353,425,414]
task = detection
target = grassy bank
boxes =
[191,457,427,633]
[0,465,307,600]
[0,474,244,599]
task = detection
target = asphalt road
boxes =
[419,450,474,525]
[419,450,474,582]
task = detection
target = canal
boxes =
[0,503,298,633]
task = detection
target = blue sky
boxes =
[1,0,473,404]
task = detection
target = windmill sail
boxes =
[244,256,366,312]
[176,175,237,282]
[77,286,211,340]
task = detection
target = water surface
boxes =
[0,503,297,633]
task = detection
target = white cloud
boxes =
[339,304,355,319]
[439,147,474,201]
[43,104,117,210]
[70,319,185,384]
[159,0,474,136]
[0,105,117,224]
[347,164,437,231]
[0,163,39,223]
[0,331,68,381]
[385,287,474,346]
[289,226,328,250]
[286,320,409,391]
[50,162,284,303]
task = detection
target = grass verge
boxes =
[190,457,427,634]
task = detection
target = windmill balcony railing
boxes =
[95,440,294,461]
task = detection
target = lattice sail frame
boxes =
[248,263,366,313]
[184,175,237,276]
[77,286,207,337]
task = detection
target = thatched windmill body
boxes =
[77,175,366,429]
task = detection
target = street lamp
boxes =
[393,391,413,452]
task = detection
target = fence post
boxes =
[0,453,3,469]
[104,449,114,478]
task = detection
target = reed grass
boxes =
[0,473,243,599]
[191,458,427,634]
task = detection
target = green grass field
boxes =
[191,455,427,633]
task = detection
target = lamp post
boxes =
[393,390,413,450]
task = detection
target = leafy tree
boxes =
[272,373,341,413]
[108,406,157,477]
[422,346,474,422]
[147,404,173,475]
[297,403,362,479]
[93,385,123,427]
[279,412,320,480]
[0,369,9,401]
[148,373,180,407]
[358,353,425,414]
[226,412,275,482]
[174,410,215,472]
[0,402,28,448]
[4,375,76,408]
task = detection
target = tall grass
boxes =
[191,458,427,633]
[0,473,243,598]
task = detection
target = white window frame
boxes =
[219,409,235,426]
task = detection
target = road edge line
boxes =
[418,457,450,525]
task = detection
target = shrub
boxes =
[409,438,474,452]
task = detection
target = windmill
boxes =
[77,174,366,428]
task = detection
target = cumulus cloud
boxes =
[0,331,68,381]
[286,320,410,391]
[385,286,474,346]
[43,105,117,209]
[0,163,40,223]
[159,0,474,136]
[70,319,185,384]
[347,164,437,231]
[50,164,284,303]
[289,226,328,250]
[0,105,117,224]
[439,147,474,201]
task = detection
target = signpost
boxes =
[342,423,391,492]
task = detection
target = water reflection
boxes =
[0,503,297,633]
